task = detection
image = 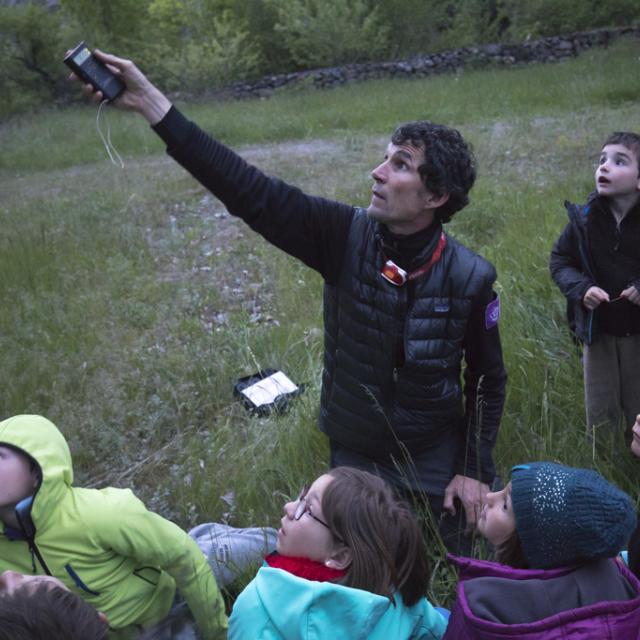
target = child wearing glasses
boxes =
[192,466,448,639]
[443,462,640,639]
[550,132,640,436]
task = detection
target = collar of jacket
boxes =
[376,221,444,272]
[265,552,346,582]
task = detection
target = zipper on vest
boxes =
[393,367,398,383]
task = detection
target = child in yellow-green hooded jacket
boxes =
[0,415,227,638]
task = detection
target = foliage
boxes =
[269,0,390,67]
[59,0,149,49]
[146,6,260,92]
[508,0,640,39]
[230,0,292,74]
[374,0,453,58]
[0,2,70,114]
[2,0,639,117]
[441,0,513,47]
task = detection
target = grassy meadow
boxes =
[1,37,640,604]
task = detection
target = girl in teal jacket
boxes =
[227,466,447,639]
[0,415,226,638]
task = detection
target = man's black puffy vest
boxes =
[319,209,496,458]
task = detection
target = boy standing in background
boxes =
[550,132,640,436]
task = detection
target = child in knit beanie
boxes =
[477,461,636,568]
[443,462,640,639]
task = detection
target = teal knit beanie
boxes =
[510,462,636,569]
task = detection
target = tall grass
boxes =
[1,37,639,603]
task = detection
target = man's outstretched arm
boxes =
[71,50,354,283]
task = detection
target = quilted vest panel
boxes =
[319,210,495,457]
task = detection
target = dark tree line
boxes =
[1,0,638,116]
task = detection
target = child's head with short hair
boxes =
[477,462,636,569]
[602,132,640,169]
[595,131,640,202]
[278,466,429,606]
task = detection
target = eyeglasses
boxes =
[293,485,345,543]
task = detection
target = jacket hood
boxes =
[254,567,399,639]
[444,554,640,639]
[0,415,73,528]
[564,191,601,223]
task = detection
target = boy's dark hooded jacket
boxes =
[550,195,640,344]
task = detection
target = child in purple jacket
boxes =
[444,462,640,639]
[628,415,640,579]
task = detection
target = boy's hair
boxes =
[391,120,477,223]
[0,584,108,640]
[603,131,640,174]
[322,467,429,606]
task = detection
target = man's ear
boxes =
[325,545,352,571]
[425,191,450,210]
[98,611,109,625]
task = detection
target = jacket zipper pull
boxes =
[393,367,398,383]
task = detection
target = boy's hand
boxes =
[67,49,172,125]
[582,286,609,309]
[620,285,640,306]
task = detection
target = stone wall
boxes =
[228,25,639,98]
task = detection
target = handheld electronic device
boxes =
[64,41,125,102]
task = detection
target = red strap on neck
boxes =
[380,232,446,286]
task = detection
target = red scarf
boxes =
[265,553,346,582]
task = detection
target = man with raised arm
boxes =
[73,51,507,552]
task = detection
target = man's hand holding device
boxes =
[65,44,172,125]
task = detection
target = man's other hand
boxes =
[443,474,489,535]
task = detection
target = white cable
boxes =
[96,100,125,169]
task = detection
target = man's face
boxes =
[595,144,640,199]
[0,570,68,596]
[367,142,441,235]
[0,446,37,510]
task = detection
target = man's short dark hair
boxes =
[603,131,640,175]
[0,584,108,640]
[391,121,477,223]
